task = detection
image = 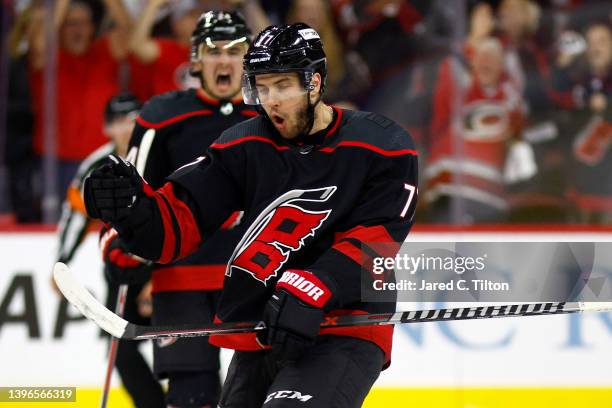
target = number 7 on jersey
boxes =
[400,183,417,219]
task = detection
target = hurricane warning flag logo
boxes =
[227,187,337,284]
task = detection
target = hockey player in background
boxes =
[120,11,255,408]
[54,94,166,408]
[83,23,418,407]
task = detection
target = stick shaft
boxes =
[100,284,129,408]
[126,301,612,340]
[53,262,612,342]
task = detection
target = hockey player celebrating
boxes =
[123,11,254,408]
[84,23,418,408]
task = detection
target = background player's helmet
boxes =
[190,10,251,63]
[103,93,142,124]
[242,23,327,105]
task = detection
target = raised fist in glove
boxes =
[100,227,152,284]
[84,154,143,223]
[257,270,331,362]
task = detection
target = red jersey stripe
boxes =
[319,141,418,157]
[220,211,242,229]
[332,240,363,265]
[136,110,214,129]
[152,265,225,292]
[157,182,202,260]
[211,136,290,150]
[335,224,395,244]
[325,106,343,137]
[143,183,176,264]
[196,89,220,105]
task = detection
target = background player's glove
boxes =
[100,227,151,284]
[84,155,144,224]
[257,270,332,361]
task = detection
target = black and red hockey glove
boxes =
[84,154,144,224]
[257,270,332,361]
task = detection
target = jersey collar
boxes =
[291,106,342,147]
[197,88,245,106]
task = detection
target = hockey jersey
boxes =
[127,88,256,292]
[121,107,418,364]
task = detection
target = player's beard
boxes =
[276,95,313,140]
[293,97,313,139]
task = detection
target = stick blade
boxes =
[53,262,128,338]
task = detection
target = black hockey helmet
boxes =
[190,10,251,62]
[242,23,327,105]
[104,93,141,124]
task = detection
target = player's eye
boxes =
[276,83,293,94]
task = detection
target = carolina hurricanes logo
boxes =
[574,116,612,166]
[460,101,511,142]
[227,187,337,284]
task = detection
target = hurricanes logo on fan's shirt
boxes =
[227,187,337,284]
[574,116,612,165]
[460,101,511,142]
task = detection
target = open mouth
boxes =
[271,114,285,127]
[216,74,231,86]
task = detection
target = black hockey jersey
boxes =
[127,88,256,292]
[124,107,418,363]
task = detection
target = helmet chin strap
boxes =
[302,89,322,138]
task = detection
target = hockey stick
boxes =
[100,283,128,408]
[53,262,612,340]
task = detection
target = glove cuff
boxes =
[276,269,332,308]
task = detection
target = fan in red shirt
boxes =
[128,0,203,100]
[426,36,526,223]
[28,0,132,199]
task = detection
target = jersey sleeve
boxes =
[120,148,244,263]
[304,151,418,310]
[127,109,171,189]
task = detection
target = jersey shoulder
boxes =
[137,89,208,127]
[212,115,272,147]
[336,109,416,153]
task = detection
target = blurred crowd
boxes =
[1,0,611,225]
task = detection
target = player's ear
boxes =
[308,73,322,102]
[190,60,203,75]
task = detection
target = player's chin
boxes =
[210,85,240,100]
[274,123,298,139]
[210,75,237,97]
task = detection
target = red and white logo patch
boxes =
[227,187,336,284]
